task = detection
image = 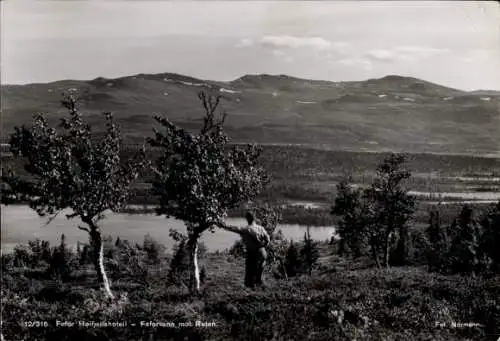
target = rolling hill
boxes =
[1,73,499,156]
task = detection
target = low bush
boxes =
[284,241,301,277]
[48,234,80,282]
[138,234,166,265]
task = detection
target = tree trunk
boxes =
[370,238,381,269]
[338,239,346,257]
[280,258,288,281]
[188,236,200,294]
[373,248,381,269]
[90,228,114,299]
[394,227,409,266]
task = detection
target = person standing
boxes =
[218,212,270,288]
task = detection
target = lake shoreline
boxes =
[1,205,337,254]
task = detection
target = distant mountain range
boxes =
[1,73,499,156]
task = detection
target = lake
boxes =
[409,190,500,201]
[0,205,336,253]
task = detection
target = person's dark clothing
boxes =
[222,222,270,288]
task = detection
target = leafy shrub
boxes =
[331,178,367,258]
[11,245,33,268]
[167,239,190,286]
[80,289,130,317]
[425,208,450,272]
[479,202,500,273]
[5,236,76,280]
[139,234,166,264]
[0,254,14,273]
[405,228,431,266]
[446,206,482,275]
[284,241,301,277]
[107,237,151,285]
[27,239,52,266]
[46,234,76,281]
[300,226,320,275]
[77,242,93,266]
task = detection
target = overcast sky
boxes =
[1,1,499,91]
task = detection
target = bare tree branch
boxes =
[66,212,79,219]
[43,211,61,227]
[77,225,90,233]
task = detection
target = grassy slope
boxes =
[2,242,499,341]
[2,73,499,155]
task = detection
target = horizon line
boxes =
[2,71,497,93]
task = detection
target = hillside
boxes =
[1,73,499,156]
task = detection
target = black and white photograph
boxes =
[1,1,499,340]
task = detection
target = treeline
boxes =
[426,204,500,275]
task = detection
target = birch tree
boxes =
[148,92,268,293]
[364,153,416,267]
[1,97,146,298]
[332,154,416,268]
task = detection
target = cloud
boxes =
[365,46,448,63]
[236,38,253,48]
[334,46,447,71]
[260,35,334,51]
[271,49,294,63]
[395,46,448,59]
[460,49,491,63]
[366,49,394,61]
[335,57,373,71]
[236,35,348,64]
[237,35,348,54]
